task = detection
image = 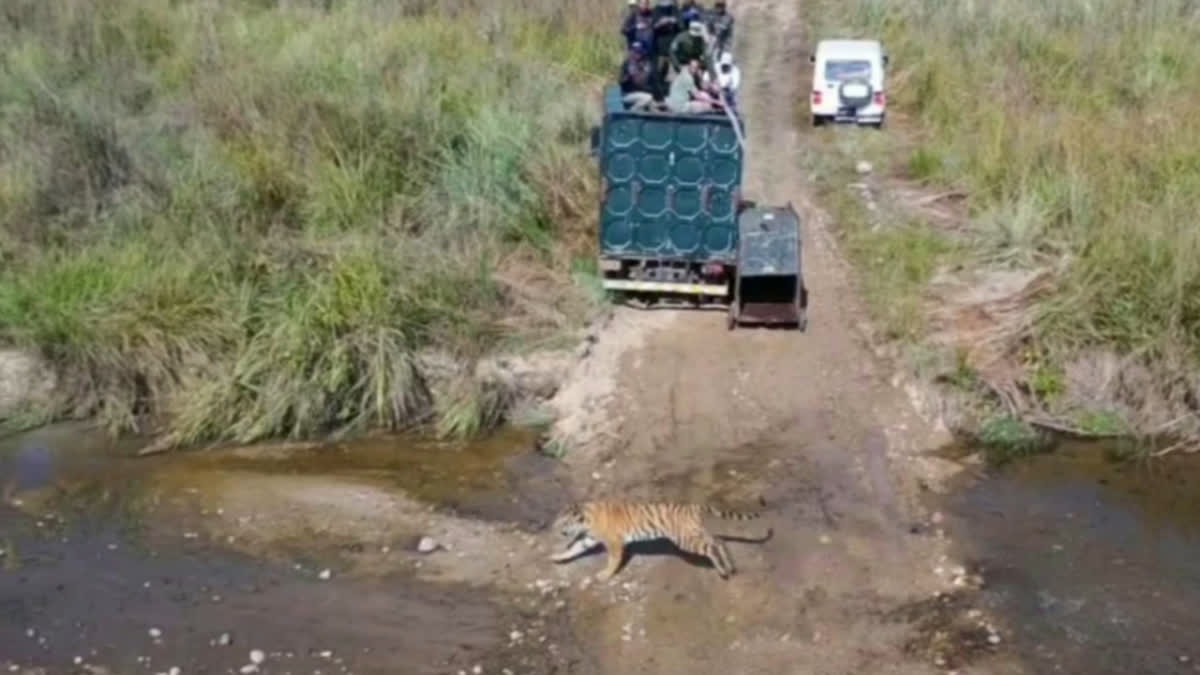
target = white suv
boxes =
[809,39,888,129]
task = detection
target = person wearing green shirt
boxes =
[670,21,711,74]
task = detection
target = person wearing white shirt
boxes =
[714,51,741,113]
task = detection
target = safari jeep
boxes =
[809,39,888,128]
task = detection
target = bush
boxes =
[808,0,1200,354]
[0,0,618,444]
[802,1,1200,447]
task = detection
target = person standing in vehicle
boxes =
[714,50,741,114]
[618,41,657,111]
[622,0,656,52]
[651,0,681,94]
[670,21,711,77]
[708,1,734,54]
[679,1,703,31]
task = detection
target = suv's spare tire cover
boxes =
[838,78,873,108]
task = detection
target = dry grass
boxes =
[801,0,1200,452]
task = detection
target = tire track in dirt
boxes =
[543,1,997,674]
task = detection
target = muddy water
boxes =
[0,423,575,675]
[8,422,1200,675]
[941,441,1200,674]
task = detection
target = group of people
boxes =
[616,0,741,116]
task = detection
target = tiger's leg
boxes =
[596,535,627,581]
[551,535,599,563]
[677,532,736,578]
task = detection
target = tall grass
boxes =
[0,0,618,445]
[805,0,1200,437]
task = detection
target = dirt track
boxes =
[1,3,1026,674]
[540,1,1015,673]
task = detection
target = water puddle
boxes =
[177,427,568,526]
[2,423,568,527]
[940,440,1200,674]
[0,423,578,674]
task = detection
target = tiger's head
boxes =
[551,502,588,542]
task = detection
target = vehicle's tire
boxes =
[812,115,825,127]
[838,78,873,109]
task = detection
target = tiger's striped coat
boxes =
[549,500,772,580]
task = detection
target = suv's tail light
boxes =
[874,91,886,106]
[812,90,822,104]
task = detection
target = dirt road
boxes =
[541,1,1013,673]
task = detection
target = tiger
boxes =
[548,500,772,581]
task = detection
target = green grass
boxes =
[802,0,1200,443]
[0,0,618,446]
[976,415,1053,466]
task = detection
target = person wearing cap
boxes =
[622,0,656,53]
[707,1,734,54]
[618,41,658,111]
[669,20,711,77]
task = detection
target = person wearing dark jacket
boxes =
[618,41,657,111]
[622,0,656,54]
[679,1,703,30]
[670,21,710,74]
[708,1,734,54]
[650,0,681,95]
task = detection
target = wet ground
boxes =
[0,423,583,675]
[939,442,1200,675]
[5,424,1200,675]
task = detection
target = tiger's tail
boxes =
[704,502,772,542]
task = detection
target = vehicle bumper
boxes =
[812,102,885,124]
[833,112,884,124]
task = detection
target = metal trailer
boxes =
[727,202,808,331]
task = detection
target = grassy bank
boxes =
[801,0,1200,453]
[0,0,618,446]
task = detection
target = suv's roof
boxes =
[815,39,883,58]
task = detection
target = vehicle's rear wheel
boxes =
[812,115,825,127]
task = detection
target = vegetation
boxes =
[802,0,1200,449]
[975,415,1053,466]
[0,0,618,446]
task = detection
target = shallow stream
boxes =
[0,423,572,675]
[940,442,1200,674]
[2,424,1200,674]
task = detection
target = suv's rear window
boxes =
[824,59,871,82]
